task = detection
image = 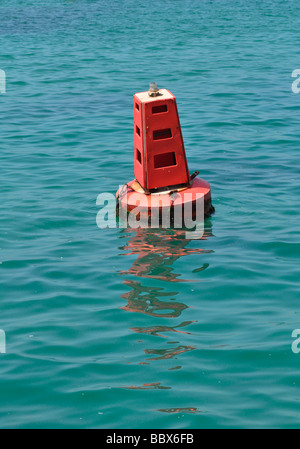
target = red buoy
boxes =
[117,83,214,225]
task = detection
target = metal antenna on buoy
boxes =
[148,82,161,97]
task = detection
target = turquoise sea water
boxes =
[1,0,300,429]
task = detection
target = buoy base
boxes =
[116,177,214,225]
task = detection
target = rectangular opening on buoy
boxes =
[154,152,176,169]
[135,103,140,111]
[136,148,142,164]
[153,128,172,140]
[136,125,141,136]
[152,104,168,114]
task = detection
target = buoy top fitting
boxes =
[148,82,161,97]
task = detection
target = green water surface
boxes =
[0,0,300,429]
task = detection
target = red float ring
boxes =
[116,177,214,221]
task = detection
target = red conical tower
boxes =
[116,83,214,222]
[133,83,190,193]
